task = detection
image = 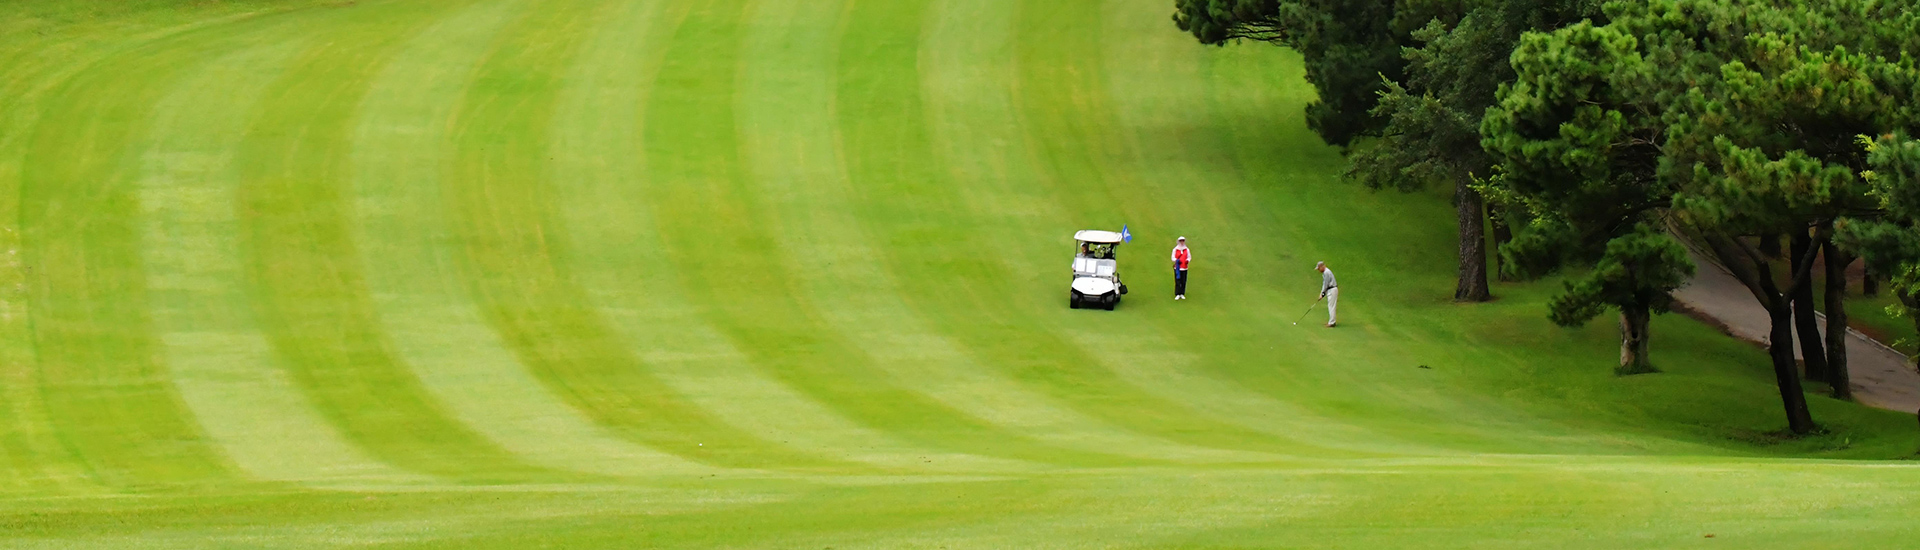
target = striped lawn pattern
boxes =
[2,0,1918,547]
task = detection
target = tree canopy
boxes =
[1352,0,1598,301]
[1480,0,1919,432]
[1838,135,1920,362]
[1177,0,1920,433]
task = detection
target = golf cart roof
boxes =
[1074,230,1124,244]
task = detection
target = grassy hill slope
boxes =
[1,0,1916,547]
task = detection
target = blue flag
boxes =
[1120,225,1132,243]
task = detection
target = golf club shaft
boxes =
[1295,296,1324,324]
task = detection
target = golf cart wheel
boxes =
[1104,296,1118,310]
[1069,297,1080,309]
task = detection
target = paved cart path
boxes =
[1673,246,1920,414]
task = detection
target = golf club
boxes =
[1292,296,1324,325]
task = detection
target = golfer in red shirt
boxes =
[1171,237,1191,300]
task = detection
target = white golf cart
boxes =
[1070,230,1128,310]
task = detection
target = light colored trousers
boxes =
[1325,288,1339,324]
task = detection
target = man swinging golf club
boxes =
[1316,261,1338,327]
[1171,237,1191,300]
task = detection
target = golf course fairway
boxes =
[3,0,1918,547]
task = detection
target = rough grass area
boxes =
[1,0,1917,547]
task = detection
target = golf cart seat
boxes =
[1071,257,1118,275]
[1092,259,1116,277]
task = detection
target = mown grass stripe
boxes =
[233,0,555,483]
[444,0,834,472]
[835,0,1299,459]
[726,0,1112,471]
[141,39,428,485]
[0,161,77,493]
[539,0,818,467]
[14,19,297,489]
[642,0,1125,467]
[733,0,1264,466]
[919,0,1288,464]
[351,0,710,480]
[0,0,298,498]
[541,0,997,473]
[0,241,79,492]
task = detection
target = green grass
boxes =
[1838,292,1916,352]
[1,0,1918,547]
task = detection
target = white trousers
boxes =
[1325,287,1339,324]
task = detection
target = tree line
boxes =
[1175,0,1920,433]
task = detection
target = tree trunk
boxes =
[1902,291,1920,368]
[1698,230,1818,434]
[1618,306,1655,375]
[1863,259,1879,296]
[1766,297,1819,434]
[1823,239,1852,401]
[1454,179,1491,302]
[1491,206,1516,282]
[1790,232,1829,381]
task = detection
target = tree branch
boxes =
[1700,230,1777,306]
[1785,223,1825,297]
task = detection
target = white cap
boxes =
[1315,261,1325,268]
[1177,236,1186,241]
